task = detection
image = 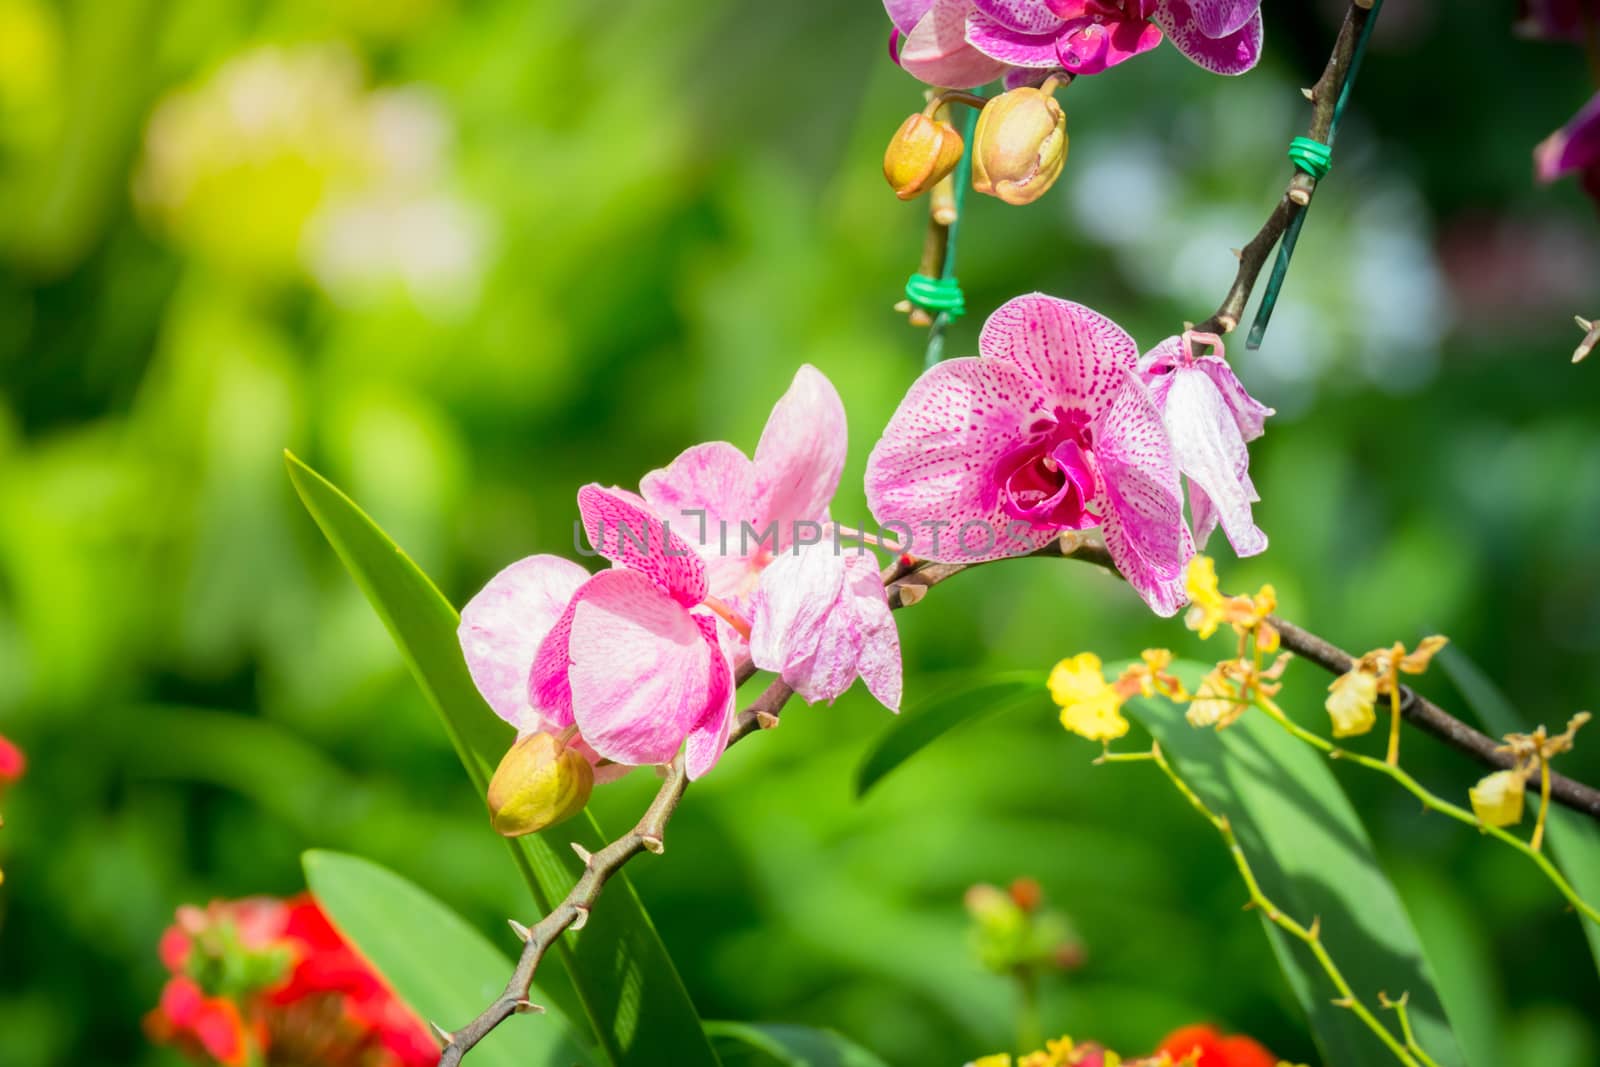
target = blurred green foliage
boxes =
[2,2,1599,1066]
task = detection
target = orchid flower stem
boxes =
[1382,995,1443,1067]
[1533,757,1552,852]
[1252,695,1600,928]
[1016,969,1042,1053]
[924,100,979,370]
[1136,744,1420,1067]
[1386,684,1402,765]
[923,88,988,115]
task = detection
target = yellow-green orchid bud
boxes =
[1469,769,1526,828]
[971,87,1067,206]
[486,732,593,837]
[883,112,965,201]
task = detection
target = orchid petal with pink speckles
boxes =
[966,11,1063,67]
[865,356,1060,562]
[577,484,706,607]
[753,364,848,545]
[1154,1,1261,75]
[459,554,589,732]
[900,0,1012,88]
[1054,14,1163,75]
[1189,0,1260,38]
[885,0,935,34]
[973,0,1066,33]
[1160,368,1267,557]
[979,293,1138,419]
[1092,379,1193,616]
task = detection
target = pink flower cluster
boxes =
[865,294,1269,616]
[459,368,901,783]
[886,0,1263,88]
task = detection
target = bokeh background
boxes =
[3,1,1599,1064]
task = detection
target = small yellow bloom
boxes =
[1398,635,1449,674]
[1019,1053,1054,1067]
[967,1056,1013,1067]
[1184,556,1226,638]
[1469,769,1527,828]
[1325,668,1379,737]
[1185,666,1245,730]
[1050,653,1129,742]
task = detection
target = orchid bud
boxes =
[883,112,965,201]
[1469,769,1526,828]
[971,87,1067,206]
[487,732,593,837]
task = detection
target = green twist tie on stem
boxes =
[1286,136,1332,180]
[905,273,966,318]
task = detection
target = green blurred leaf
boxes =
[285,451,721,1067]
[855,672,1048,797]
[302,849,589,1067]
[1438,645,1600,972]
[1126,661,1474,1067]
[706,1022,891,1067]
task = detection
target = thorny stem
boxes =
[1252,695,1600,927]
[1192,0,1380,343]
[1381,993,1444,1067]
[1138,743,1421,1067]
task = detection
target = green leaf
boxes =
[1125,661,1473,1067]
[285,451,721,1067]
[706,1022,892,1067]
[1437,645,1600,972]
[855,672,1049,797]
[302,850,590,1067]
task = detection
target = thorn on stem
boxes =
[508,919,531,943]
[641,833,665,854]
[514,1000,546,1015]
[1301,87,1314,100]
[570,904,590,931]
[755,711,780,730]
[571,841,593,866]
[429,1021,453,1045]
[897,583,927,607]
[1289,187,1312,206]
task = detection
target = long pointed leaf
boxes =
[286,451,720,1067]
[705,1022,892,1067]
[1126,662,1472,1067]
[303,850,591,1067]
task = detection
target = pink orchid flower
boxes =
[1139,331,1272,558]
[885,0,1262,87]
[641,365,903,709]
[865,293,1195,616]
[460,486,735,780]
[1536,90,1600,206]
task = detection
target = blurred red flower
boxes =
[1155,1024,1278,1067]
[147,894,437,1067]
[0,733,25,788]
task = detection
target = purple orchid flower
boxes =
[641,366,903,709]
[864,293,1195,616]
[1536,90,1600,205]
[885,0,1262,87]
[1139,330,1272,558]
[461,486,736,780]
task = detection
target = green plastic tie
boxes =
[905,273,966,318]
[1286,136,1333,180]
[1248,0,1385,350]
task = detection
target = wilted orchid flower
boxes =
[461,486,736,780]
[865,293,1195,615]
[884,0,1263,88]
[1536,90,1600,205]
[1139,330,1272,557]
[642,366,902,709]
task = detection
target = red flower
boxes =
[0,734,24,788]
[148,894,437,1067]
[1156,1024,1278,1067]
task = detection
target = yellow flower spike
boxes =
[1325,668,1379,737]
[1469,768,1527,828]
[1398,635,1449,674]
[1183,556,1225,638]
[1050,653,1130,742]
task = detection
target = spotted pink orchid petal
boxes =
[865,356,1063,562]
[885,0,936,34]
[1188,0,1260,38]
[459,555,590,731]
[752,364,849,547]
[1153,1,1261,75]
[749,545,903,710]
[564,570,733,775]
[577,483,707,608]
[900,0,1013,88]
[868,295,1198,614]
[973,0,1066,33]
[640,440,759,600]
[1536,90,1600,202]
[1092,376,1195,615]
[967,11,1063,67]
[1140,335,1271,558]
